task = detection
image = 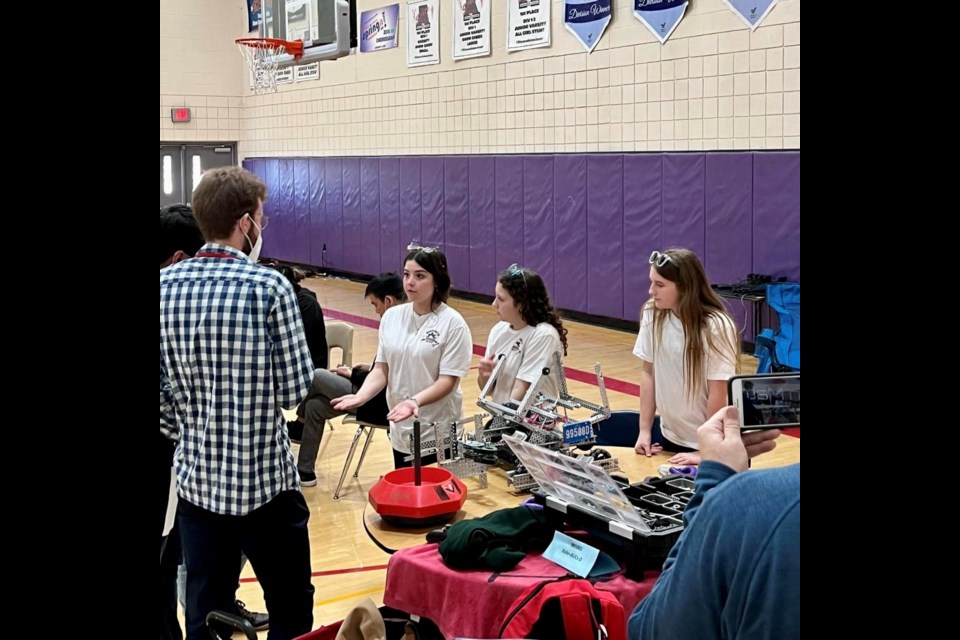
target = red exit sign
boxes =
[170,107,191,123]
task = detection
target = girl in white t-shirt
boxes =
[634,249,740,466]
[478,264,568,406]
[333,246,473,468]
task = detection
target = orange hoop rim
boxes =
[235,37,304,57]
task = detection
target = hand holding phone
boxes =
[727,373,800,429]
[698,406,780,472]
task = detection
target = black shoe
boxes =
[234,600,269,631]
[299,470,317,487]
[287,420,303,444]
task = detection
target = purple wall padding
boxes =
[662,154,706,258]
[325,158,343,269]
[495,157,524,281]
[468,157,496,297]
[705,153,755,336]
[360,158,380,277]
[420,157,445,252]
[399,158,422,266]
[622,155,663,321]
[443,157,471,292]
[277,159,295,260]
[552,156,588,313]
[292,158,311,264]
[308,158,326,266]
[753,153,801,283]
[379,158,401,274]
[341,159,361,274]
[522,156,555,297]
[250,152,800,330]
[587,155,624,319]
[262,159,280,258]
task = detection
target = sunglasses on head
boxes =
[649,250,672,267]
[507,263,527,283]
[407,242,438,254]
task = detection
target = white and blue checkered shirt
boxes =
[159,243,313,515]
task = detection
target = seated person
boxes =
[628,407,798,640]
[289,273,406,486]
[332,248,473,470]
[478,264,568,405]
[279,265,328,370]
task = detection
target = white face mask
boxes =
[243,215,263,263]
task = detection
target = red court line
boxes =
[325,309,382,330]
[323,308,797,439]
[240,563,389,583]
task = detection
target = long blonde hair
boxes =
[646,248,740,399]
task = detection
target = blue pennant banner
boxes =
[722,0,779,31]
[564,0,612,53]
[633,0,687,45]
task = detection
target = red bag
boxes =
[498,577,626,640]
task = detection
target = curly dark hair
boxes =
[497,266,568,355]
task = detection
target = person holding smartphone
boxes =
[628,407,799,640]
[634,248,740,466]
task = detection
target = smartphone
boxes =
[728,373,800,429]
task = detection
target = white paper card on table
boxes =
[543,530,600,577]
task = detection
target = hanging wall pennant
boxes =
[563,0,612,53]
[722,0,779,31]
[633,0,688,45]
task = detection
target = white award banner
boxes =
[453,0,491,60]
[507,0,551,52]
[408,0,440,66]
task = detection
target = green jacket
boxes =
[439,506,553,571]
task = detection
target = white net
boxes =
[236,40,288,95]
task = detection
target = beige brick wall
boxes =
[160,0,799,156]
[160,0,246,142]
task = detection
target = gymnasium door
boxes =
[159,143,236,208]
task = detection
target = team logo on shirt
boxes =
[423,329,440,346]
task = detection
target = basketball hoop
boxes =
[235,37,304,94]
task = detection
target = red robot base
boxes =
[368,465,468,527]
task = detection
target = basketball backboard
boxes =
[258,0,355,65]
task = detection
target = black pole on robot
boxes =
[413,420,422,486]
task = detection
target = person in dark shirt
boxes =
[279,265,328,370]
[289,272,405,486]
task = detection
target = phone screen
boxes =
[730,374,800,428]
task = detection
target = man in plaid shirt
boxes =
[160,166,315,639]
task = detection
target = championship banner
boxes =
[722,0,779,31]
[360,4,400,52]
[247,0,262,32]
[408,0,440,66]
[295,62,320,82]
[633,0,687,45]
[507,0,551,52]
[564,0,611,54]
[453,0,491,60]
